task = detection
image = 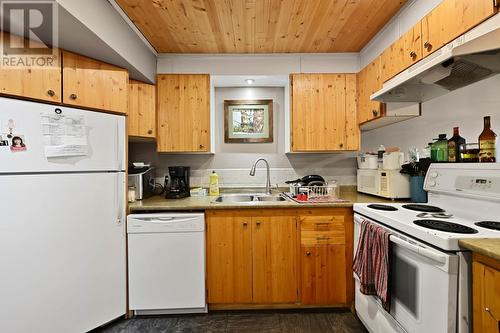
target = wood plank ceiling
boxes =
[116,0,407,53]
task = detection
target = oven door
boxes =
[354,214,460,333]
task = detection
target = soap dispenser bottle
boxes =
[209,171,220,196]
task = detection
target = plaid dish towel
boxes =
[353,219,392,311]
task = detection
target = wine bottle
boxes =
[479,116,497,163]
[448,127,466,162]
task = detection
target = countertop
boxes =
[129,189,406,212]
[459,239,500,262]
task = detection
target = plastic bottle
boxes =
[209,171,220,196]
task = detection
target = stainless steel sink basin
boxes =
[212,194,288,203]
[213,195,255,203]
[256,196,286,202]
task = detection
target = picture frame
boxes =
[224,99,273,143]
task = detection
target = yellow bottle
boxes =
[209,171,219,196]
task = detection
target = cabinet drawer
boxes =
[300,215,345,231]
[301,230,345,246]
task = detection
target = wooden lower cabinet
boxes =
[472,253,500,333]
[206,212,253,303]
[206,208,353,308]
[252,215,298,303]
[300,245,346,305]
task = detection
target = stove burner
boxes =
[403,204,445,213]
[414,219,478,234]
[416,212,454,219]
[475,221,500,231]
[367,204,398,211]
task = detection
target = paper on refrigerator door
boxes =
[40,112,89,158]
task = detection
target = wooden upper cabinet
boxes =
[381,22,422,82]
[357,57,386,124]
[127,80,156,138]
[252,215,298,304]
[62,51,128,114]
[0,32,61,103]
[156,74,210,152]
[291,73,359,152]
[421,0,497,57]
[206,211,253,304]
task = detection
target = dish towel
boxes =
[353,219,392,311]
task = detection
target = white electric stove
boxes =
[353,163,500,333]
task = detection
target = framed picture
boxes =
[224,99,273,143]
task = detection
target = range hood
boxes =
[372,13,500,103]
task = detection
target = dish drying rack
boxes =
[285,184,346,203]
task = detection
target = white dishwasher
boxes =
[127,213,207,315]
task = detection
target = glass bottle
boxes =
[432,134,448,162]
[479,116,497,163]
[448,127,466,162]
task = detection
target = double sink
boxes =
[213,194,287,203]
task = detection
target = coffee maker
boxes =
[165,166,190,199]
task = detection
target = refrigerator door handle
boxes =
[115,173,124,225]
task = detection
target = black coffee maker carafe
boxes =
[165,166,190,199]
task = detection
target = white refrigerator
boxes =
[0,97,127,333]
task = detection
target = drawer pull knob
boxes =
[256,221,261,226]
[69,93,77,100]
[147,129,153,135]
[372,110,378,117]
[306,252,311,256]
[47,89,55,97]
[243,222,248,227]
[424,42,432,51]
[409,51,417,59]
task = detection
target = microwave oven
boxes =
[357,169,410,199]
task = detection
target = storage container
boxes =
[357,153,378,169]
[383,152,405,170]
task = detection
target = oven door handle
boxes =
[389,236,446,264]
[354,215,447,264]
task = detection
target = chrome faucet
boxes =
[250,158,272,195]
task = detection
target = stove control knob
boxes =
[429,180,437,187]
[430,171,438,178]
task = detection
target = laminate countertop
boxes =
[129,189,407,212]
[459,239,500,262]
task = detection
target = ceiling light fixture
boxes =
[245,79,254,85]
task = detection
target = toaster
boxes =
[128,166,155,200]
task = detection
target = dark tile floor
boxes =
[94,309,367,333]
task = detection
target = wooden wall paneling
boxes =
[206,211,253,304]
[62,51,128,114]
[115,0,407,53]
[156,74,210,152]
[252,214,298,304]
[127,80,156,138]
[0,32,62,103]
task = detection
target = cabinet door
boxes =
[252,215,298,303]
[127,80,156,138]
[473,259,500,333]
[0,32,61,103]
[381,23,423,82]
[421,0,497,57]
[357,57,385,124]
[62,51,128,114]
[300,245,346,305]
[157,74,210,152]
[291,73,359,152]
[206,212,253,303]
